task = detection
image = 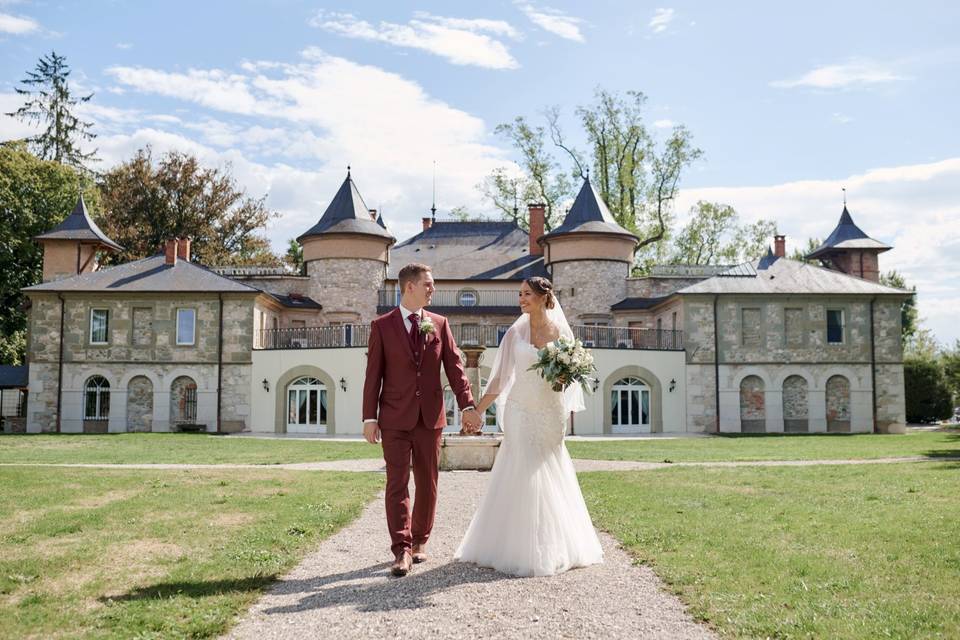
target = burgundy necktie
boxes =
[408,313,421,353]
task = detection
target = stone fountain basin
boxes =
[440,433,502,471]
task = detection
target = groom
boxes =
[362,263,482,577]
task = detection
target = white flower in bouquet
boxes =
[528,336,598,393]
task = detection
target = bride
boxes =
[454,276,604,577]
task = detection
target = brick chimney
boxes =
[528,203,545,256]
[774,234,786,258]
[422,217,433,232]
[176,237,191,262]
[164,238,179,266]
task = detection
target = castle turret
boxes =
[296,170,395,324]
[540,177,638,323]
[34,194,122,283]
[806,206,890,282]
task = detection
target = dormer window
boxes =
[458,289,478,307]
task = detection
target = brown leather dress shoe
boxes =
[391,551,412,577]
[411,544,428,564]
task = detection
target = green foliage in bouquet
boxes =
[528,336,598,393]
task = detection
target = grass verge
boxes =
[0,433,381,465]
[0,467,382,639]
[581,461,960,639]
[567,431,960,462]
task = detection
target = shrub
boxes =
[904,357,953,423]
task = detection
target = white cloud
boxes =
[653,119,675,129]
[832,112,854,124]
[515,2,584,42]
[0,11,38,34]
[101,48,510,253]
[115,42,132,50]
[677,158,960,344]
[771,58,903,89]
[309,11,519,69]
[648,8,675,34]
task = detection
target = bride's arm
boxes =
[475,392,498,415]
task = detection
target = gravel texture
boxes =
[222,471,716,640]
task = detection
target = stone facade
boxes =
[551,261,629,324]
[24,291,254,433]
[307,258,386,325]
[782,374,809,432]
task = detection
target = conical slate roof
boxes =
[806,206,890,259]
[34,194,123,251]
[540,177,637,241]
[297,171,394,243]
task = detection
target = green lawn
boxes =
[0,433,382,465]
[567,430,960,462]
[581,461,960,639]
[0,467,382,640]
[3,431,959,467]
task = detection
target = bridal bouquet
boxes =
[528,336,597,393]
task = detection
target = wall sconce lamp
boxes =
[669,378,676,393]
[262,378,270,392]
[340,377,348,392]
[591,377,600,393]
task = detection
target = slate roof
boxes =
[677,256,910,296]
[265,292,321,310]
[297,171,395,243]
[34,194,123,251]
[0,365,28,389]
[540,177,638,241]
[806,206,891,259]
[23,254,260,293]
[611,296,672,311]
[388,220,549,281]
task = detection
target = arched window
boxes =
[826,375,851,432]
[84,376,110,419]
[739,375,765,433]
[170,376,198,424]
[611,377,650,433]
[445,379,497,432]
[287,376,327,431]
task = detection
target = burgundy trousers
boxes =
[380,415,443,557]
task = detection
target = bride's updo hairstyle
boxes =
[524,276,556,310]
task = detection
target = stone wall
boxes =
[782,374,809,432]
[126,375,153,431]
[551,261,629,324]
[307,258,386,325]
[626,276,705,298]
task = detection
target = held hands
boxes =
[363,421,381,444]
[461,408,482,434]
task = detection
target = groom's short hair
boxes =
[398,263,432,292]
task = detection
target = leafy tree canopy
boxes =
[97,147,280,267]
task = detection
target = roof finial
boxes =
[347,165,351,179]
[431,160,437,221]
[585,166,590,180]
[842,186,846,207]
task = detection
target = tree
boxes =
[880,271,918,344]
[669,201,777,265]
[482,118,572,230]
[6,51,97,169]
[904,357,953,423]
[483,88,702,269]
[789,237,821,262]
[940,340,960,405]
[97,148,280,266]
[0,141,95,364]
[284,239,303,274]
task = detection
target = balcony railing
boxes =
[377,288,521,311]
[255,323,682,351]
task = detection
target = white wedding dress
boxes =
[454,313,604,577]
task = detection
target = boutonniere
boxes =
[419,317,436,336]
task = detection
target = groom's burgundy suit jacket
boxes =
[363,307,474,430]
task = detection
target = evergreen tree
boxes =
[6,51,97,169]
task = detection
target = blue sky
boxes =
[2,1,959,343]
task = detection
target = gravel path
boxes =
[222,471,716,640]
